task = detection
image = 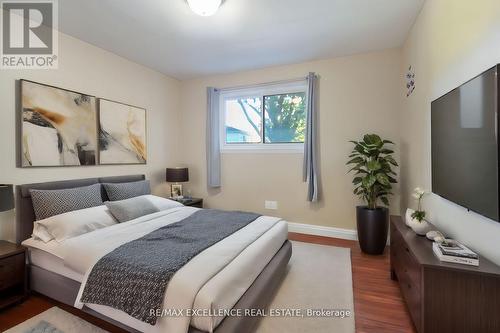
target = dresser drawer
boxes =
[391,226,421,289]
[0,253,25,291]
[399,268,422,332]
[399,243,421,291]
[390,225,422,332]
[390,234,403,255]
[390,224,406,272]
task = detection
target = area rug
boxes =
[255,241,355,333]
[4,307,108,333]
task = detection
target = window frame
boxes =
[219,80,308,153]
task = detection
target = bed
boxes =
[16,175,292,333]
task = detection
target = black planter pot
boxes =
[356,206,389,255]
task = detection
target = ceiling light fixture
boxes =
[187,0,222,17]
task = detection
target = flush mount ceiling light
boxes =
[187,0,222,16]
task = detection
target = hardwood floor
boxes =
[0,233,415,333]
[0,294,125,333]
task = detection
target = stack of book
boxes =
[432,240,479,266]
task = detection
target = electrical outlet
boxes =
[265,200,278,210]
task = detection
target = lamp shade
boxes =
[0,184,14,212]
[166,168,189,183]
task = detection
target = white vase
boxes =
[405,208,415,228]
[410,219,431,236]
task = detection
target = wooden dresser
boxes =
[390,216,500,333]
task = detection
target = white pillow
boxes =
[32,223,54,243]
[33,205,117,242]
[144,195,184,210]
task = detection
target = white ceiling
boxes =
[58,0,425,79]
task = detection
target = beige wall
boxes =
[0,33,181,241]
[180,49,402,230]
[400,0,500,264]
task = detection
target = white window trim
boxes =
[219,80,308,154]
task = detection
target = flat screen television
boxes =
[431,65,499,222]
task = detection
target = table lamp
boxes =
[166,168,189,198]
[0,184,14,212]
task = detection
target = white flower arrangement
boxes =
[412,187,425,199]
[411,187,427,222]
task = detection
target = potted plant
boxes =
[347,134,398,254]
[408,187,431,236]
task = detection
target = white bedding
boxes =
[26,247,82,282]
[23,206,288,333]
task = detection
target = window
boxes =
[264,92,306,143]
[220,80,307,152]
[224,96,262,143]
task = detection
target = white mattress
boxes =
[23,209,288,333]
[27,246,82,282]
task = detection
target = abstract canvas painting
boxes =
[98,99,147,164]
[21,80,98,167]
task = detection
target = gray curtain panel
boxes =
[303,72,319,202]
[206,87,221,188]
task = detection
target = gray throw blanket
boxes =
[80,209,261,325]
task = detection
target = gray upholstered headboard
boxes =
[15,174,146,244]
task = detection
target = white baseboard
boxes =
[287,222,358,241]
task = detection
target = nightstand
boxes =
[0,241,27,310]
[172,198,203,208]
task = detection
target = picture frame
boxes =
[171,184,183,198]
[98,98,147,165]
[19,79,98,167]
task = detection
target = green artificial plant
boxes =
[347,134,398,209]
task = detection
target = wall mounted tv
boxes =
[431,65,499,222]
